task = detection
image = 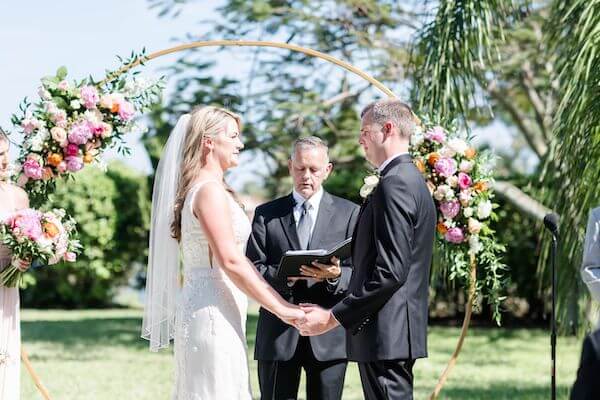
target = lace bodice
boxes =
[180,181,251,269]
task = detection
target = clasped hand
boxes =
[280,303,339,336]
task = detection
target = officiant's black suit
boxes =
[332,154,436,400]
[247,191,359,400]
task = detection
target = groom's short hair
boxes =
[361,100,415,139]
[291,136,329,161]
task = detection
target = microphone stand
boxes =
[550,234,557,400]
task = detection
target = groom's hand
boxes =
[297,303,339,336]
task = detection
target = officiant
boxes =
[247,136,359,400]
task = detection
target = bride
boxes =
[142,106,304,399]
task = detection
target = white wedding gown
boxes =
[173,181,252,399]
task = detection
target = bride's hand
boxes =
[277,304,305,327]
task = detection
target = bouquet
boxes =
[0,208,80,287]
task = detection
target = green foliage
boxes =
[539,0,600,330]
[21,162,150,307]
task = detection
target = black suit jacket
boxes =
[247,191,359,361]
[571,328,600,400]
[332,154,436,362]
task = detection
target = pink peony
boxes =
[434,157,457,178]
[65,143,80,157]
[68,122,93,145]
[23,158,43,180]
[64,156,84,172]
[458,172,472,190]
[425,126,446,143]
[440,200,461,219]
[9,209,43,241]
[444,227,465,244]
[51,110,68,128]
[21,118,41,135]
[80,86,99,109]
[118,100,135,121]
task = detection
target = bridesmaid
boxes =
[0,130,31,400]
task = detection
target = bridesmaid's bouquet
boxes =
[0,208,80,287]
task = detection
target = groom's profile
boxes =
[246,137,359,400]
[298,100,436,400]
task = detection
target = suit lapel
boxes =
[308,192,335,250]
[351,197,370,257]
[279,194,301,250]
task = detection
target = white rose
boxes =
[459,160,474,173]
[447,138,468,156]
[459,190,472,207]
[410,130,424,147]
[51,127,68,146]
[364,175,379,186]
[445,189,456,200]
[38,87,52,100]
[463,207,474,218]
[439,146,456,158]
[434,185,450,201]
[446,175,459,188]
[468,218,482,234]
[70,100,81,110]
[477,200,493,219]
[468,235,483,254]
[360,174,380,198]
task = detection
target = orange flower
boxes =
[43,222,60,238]
[111,102,120,113]
[83,153,94,164]
[465,147,477,159]
[47,153,63,167]
[414,158,426,173]
[473,181,488,193]
[428,153,440,167]
[42,167,54,181]
[437,222,448,234]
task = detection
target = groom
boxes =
[298,100,436,399]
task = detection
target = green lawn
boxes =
[20,308,581,399]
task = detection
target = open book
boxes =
[277,237,353,279]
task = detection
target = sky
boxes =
[0,1,535,190]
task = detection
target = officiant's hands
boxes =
[295,303,339,336]
[299,257,341,280]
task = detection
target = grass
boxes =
[20,308,581,399]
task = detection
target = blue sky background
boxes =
[1,1,532,190]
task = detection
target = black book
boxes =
[277,237,353,279]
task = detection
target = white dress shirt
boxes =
[378,152,410,174]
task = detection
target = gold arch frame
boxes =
[25,40,472,400]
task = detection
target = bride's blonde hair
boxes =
[170,105,243,241]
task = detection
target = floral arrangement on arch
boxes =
[0,50,164,286]
[9,50,164,206]
[410,120,506,323]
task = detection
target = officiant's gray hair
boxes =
[291,136,329,161]
[361,100,416,139]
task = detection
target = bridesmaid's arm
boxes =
[11,185,31,271]
[193,182,304,325]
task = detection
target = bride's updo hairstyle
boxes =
[170,106,243,241]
